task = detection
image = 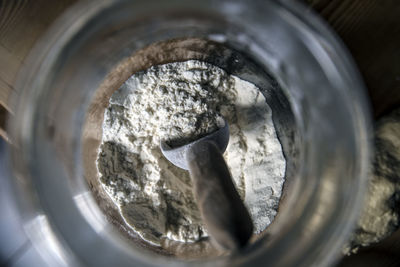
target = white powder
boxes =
[344,108,400,254]
[97,60,286,245]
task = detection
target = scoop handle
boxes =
[186,140,253,250]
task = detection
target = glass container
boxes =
[6,0,371,266]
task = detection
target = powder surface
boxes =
[97,60,286,245]
[344,108,400,254]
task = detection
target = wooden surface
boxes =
[1,0,400,266]
[305,0,400,119]
[303,1,400,266]
[0,0,77,140]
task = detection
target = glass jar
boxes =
[6,0,371,266]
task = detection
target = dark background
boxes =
[302,1,400,266]
[1,0,399,266]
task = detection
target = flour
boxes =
[97,60,286,245]
[344,108,400,254]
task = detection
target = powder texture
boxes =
[97,60,286,245]
[344,108,400,254]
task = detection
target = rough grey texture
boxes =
[97,60,286,246]
[344,108,400,254]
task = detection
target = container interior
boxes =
[81,37,300,260]
[9,1,370,266]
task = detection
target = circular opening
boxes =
[10,1,370,266]
[82,37,299,260]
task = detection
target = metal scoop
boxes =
[160,119,253,250]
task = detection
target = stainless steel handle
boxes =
[186,140,253,250]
